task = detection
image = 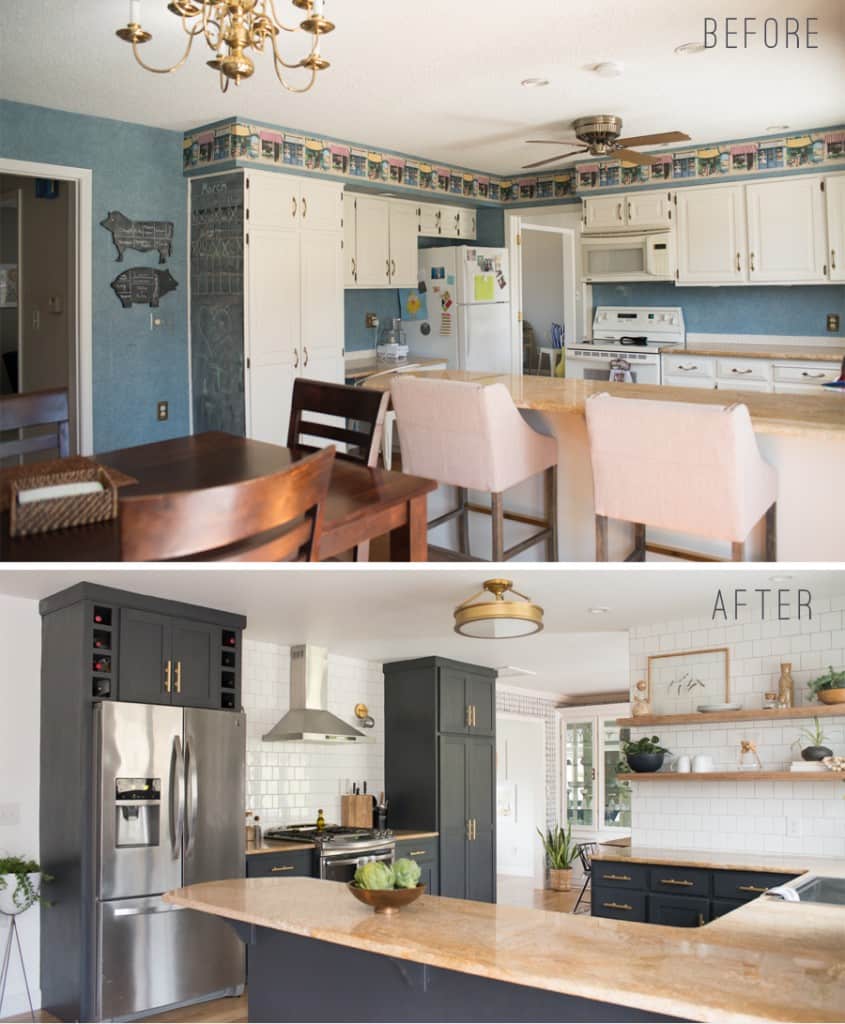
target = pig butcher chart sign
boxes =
[110,267,178,308]
[100,211,174,263]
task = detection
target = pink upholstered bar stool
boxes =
[584,393,778,562]
[390,376,558,561]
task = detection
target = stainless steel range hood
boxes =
[261,645,369,744]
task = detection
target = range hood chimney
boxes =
[261,645,368,744]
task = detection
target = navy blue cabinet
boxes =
[395,837,439,895]
[246,849,315,879]
[592,859,798,927]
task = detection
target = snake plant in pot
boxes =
[537,824,578,891]
[0,856,50,916]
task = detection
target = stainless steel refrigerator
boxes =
[94,701,245,1020]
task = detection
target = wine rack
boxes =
[91,605,114,699]
[220,628,239,710]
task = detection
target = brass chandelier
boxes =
[116,0,335,93]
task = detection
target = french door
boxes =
[560,704,631,840]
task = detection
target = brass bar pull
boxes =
[603,901,632,912]
[465,705,472,728]
[409,850,427,857]
[698,913,706,926]
[472,819,477,841]
[164,659,172,694]
[602,873,631,882]
[660,878,694,887]
[737,884,766,894]
[174,660,182,694]
[466,819,472,841]
[470,705,477,728]
[271,865,296,873]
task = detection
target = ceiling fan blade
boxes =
[615,148,657,166]
[522,150,587,170]
[615,131,691,147]
[525,138,584,146]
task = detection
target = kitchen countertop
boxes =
[363,369,845,439]
[245,829,439,856]
[663,341,845,363]
[592,844,845,876]
[344,354,448,380]
[166,872,845,1024]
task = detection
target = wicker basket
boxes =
[8,466,119,537]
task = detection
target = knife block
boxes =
[341,795,374,828]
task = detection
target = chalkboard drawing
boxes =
[100,211,174,264]
[111,267,178,308]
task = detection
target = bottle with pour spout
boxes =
[316,808,326,831]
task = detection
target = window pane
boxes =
[564,721,594,828]
[603,721,631,829]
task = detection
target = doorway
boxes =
[0,158,93,456]
[496,715,547,889]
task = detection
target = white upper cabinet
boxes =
[248,173,300,229]
[416,202,476,240]
[583,195,626,233]
[342,192,358,286]
[353,194,391,288]
[675,184,748,284]
[625,191,673,230]
[298,179,343,233]
[417,202,442,236]
[746,176,827,283]
[388,201,419,288]
[825,174,845,282]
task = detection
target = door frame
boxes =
[0,157,93,454]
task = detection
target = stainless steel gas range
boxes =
[263,825,395,882]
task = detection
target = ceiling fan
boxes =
[522,115,690,170]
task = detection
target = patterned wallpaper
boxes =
[496,687,559,830]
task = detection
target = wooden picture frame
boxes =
[646,647,730,715]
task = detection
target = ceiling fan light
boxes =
[454,579,544,639]
[674,41,706,55]
[593,61,624,78]
[521,78,550,88]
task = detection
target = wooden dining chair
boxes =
[288,378,390,562]
[119,446,335,562]
[0,388,70,462]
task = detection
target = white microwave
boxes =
[582,231,674,282]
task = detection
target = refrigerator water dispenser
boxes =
[114,777,161,848]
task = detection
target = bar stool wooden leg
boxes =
[491,492,505,561]
[765,503,777,561]
[544,466,558,562]
[631,523,646,562]
[595,515,609,561]
[457,487,470,557]
[731,540,746,561]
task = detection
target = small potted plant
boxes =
[0,856,50,916]
[536,824,577,891]
[621,736,671,773]
[808,666,845,705]
[797,718,834,761]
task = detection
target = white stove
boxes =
[565,306,685,385]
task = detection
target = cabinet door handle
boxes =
[736,252,742,273]
[304,346,309,368]
[471,705,477,728]
[466,819,472,841]
[749,251,756,272]
[602,901,633,912]
[471,819,477,841]
[627,201,633,220]
[293,348,299,369]
[174,660,182,694]
[602,873,631,882]
[391,259,396,277]
[832,249,837,271]
[801,371,827,378]
[660,878,694,887]
[698,913,706,926]
[677,364,699,372]
[302,196,307,219]
[291,197,297,219]
[351,257,357,281]
[164,659,172,694]
[737,884,767,894]
[386,259,391,279]
[409,850,427,857]
[465,705,472,728]
[731,368,754,374]
[271,865,296,873]
[616,202,623,221]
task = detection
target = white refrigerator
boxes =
[403,245,513,374]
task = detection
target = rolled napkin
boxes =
[17,481,105,505]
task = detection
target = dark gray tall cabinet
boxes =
[37,583,246,1021]
[384,657,497,903]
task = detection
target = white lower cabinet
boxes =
[773,361,839,393]
[245,170,344,443]
[714,357,772,391]
[662,352,839,395]
[661,354,716,388]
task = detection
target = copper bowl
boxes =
[347,883,425,915]
[818,688,845,705]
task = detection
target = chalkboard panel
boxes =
[190,172,245,435]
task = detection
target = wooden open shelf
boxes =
[617,771,843,783]
[616,704,845,728]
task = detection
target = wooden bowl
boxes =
[347,883,425,915]
[818,688,845,705]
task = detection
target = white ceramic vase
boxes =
[0,872,41,915]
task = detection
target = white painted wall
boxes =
[627,592,845,857]
[522,230,565,365]
[0,595,42,1016]
[242,640,384,827]
[497,715,546,883]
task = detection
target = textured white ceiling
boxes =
[2,567,841,698]
[1,1,843,173]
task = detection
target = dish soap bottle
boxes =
[778,663,794,708]
[316,808,326,831]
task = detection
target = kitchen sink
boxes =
[792,876,845,905]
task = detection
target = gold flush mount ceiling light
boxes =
[116,0,334,93]
[453,579,544,639]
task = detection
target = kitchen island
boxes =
[165,876,845,1024]
[364,370,845,560]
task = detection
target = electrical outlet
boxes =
[365,313,379,329]
[827,313,840,332]
[157,401,169,422]
[0,802,21,826]
[150,313,164,331]
[786,817,802,838]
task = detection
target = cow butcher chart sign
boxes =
[101,209,178,308]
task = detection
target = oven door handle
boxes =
[322,851,394,868]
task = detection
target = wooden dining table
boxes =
[0,432,435,562]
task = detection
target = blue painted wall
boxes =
[0,101,189,451]
[591,281,844,338]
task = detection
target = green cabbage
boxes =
[393,858,422,889]
[353,860,395,890]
